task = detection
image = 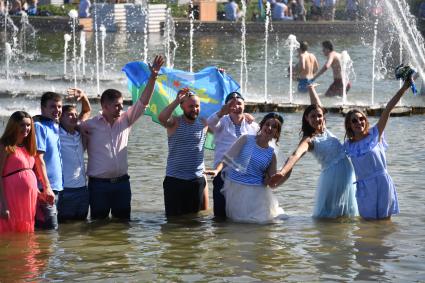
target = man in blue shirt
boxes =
[34,92,63,230]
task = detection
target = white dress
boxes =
[221,135,285,224]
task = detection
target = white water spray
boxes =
[64,33,71,76]
[371,19,379,105]
[99,24,106,76]
[341,51,355,105]
[143,6,149,62]
[80,31,86,76]
[94,1,100,95]
[5,43,12,81]
[189,0,194,72]
[240,0,248,96]
[69,9,78,88]
[264,2,271,102]
[285,34,300,104]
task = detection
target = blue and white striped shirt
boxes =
[228,135,274,185]
[166,116,207,180]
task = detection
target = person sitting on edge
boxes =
[224,0,242,21]
[33,92,63,230]
[159,88,208,217]
[206,91,258,219]
[272,0,293,20]
[58,88,91,222]
[311,40,351,97]
[79,55,164,221]
[295,41,319,93]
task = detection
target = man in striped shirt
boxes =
[159,88,208,217]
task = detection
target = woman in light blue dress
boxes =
[269,85,358,218]
[344,80,412,220]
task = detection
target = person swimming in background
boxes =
[205,113,287,224]
[311,40,351,97]
[295,41,319,93]
[268,85,358,218]
[343,77,414,220]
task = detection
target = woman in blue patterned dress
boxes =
[269,85,358,218]
[344,79,412,220]
[205,113,285,223]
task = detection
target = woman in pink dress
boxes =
[0,111,53,233]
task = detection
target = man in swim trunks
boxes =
[311,40,351,97]
[295,41,319,93]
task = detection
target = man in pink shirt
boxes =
[80,55,164,220]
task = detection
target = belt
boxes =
[2,168,33,178]
[354,169,388,187]
[89,174,129,184]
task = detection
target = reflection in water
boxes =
[353,220,397,281]
[309,218,358,281]
[0,233,53,281]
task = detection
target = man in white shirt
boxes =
[58,88,91,222]
[206,92,259,218]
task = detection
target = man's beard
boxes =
[184,111,197,121]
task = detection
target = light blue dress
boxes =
[344,126,399,219]
[311,129,359,218]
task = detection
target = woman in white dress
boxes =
[205,113,287,223]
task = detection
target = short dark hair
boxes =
[41,92,62,107]
[62,104,76,113]
[322,40,333,52]
[100,89,122,105]
[299,41,308,52]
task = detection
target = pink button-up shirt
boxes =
[81,99,147,178]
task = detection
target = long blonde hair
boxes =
[0,111,37,156]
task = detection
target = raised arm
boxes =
[0,146,10,219]
[376,79,411,137]
[139,55,164,106]
[207,103,231,132]
[308,84,322,106]
[268,137,311,187]
[158,89,187,128]
[67,88,92,121]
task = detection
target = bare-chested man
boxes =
[295,41,319,93]
[311,40,351,97]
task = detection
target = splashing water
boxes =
[264,2,271,102]
[69,9,78,88]
[284,34,300,104]
[164,8,178,68]
[189,0,194,72]
[5,43,12,81]
[142,6,149,63]
[94,1,100,95]
[240,0,248,96]
[341,51,355,105]
[383,0,425,83]
[100,24,107,76]
[371,19,379,106]
[80,31,86,76]
[64,34,71,76]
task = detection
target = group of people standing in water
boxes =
[0,48,413,233]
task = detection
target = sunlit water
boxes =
[0,107,424,281]
[1,31,425,107]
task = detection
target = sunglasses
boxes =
[351,116,366,124]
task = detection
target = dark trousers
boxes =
[35,190,59,230]
[213,171,226,218]
[57,186,89,222]
[163,176,206,217]
[88,177,131,220]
